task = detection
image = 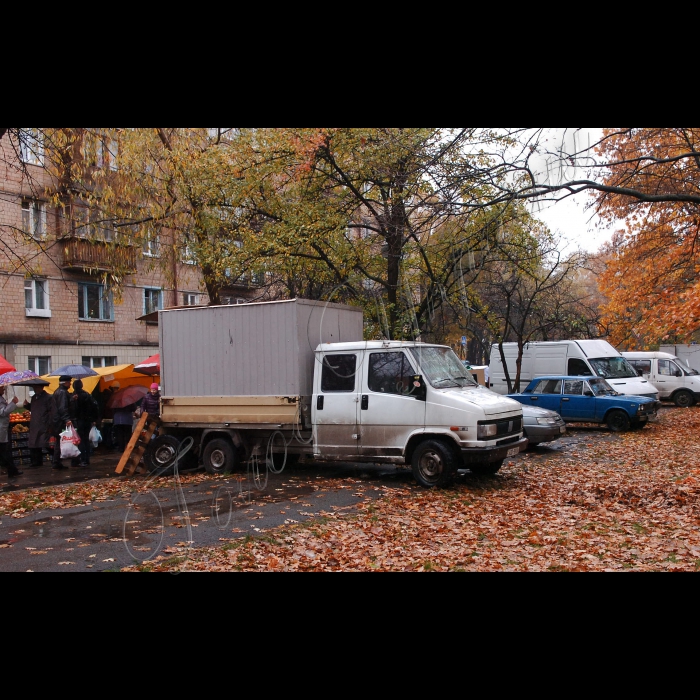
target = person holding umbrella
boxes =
[23,380,54,468]
[0,385,22,478]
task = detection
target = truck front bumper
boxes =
[460,437,529,465]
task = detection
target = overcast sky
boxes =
[526,128,619,253]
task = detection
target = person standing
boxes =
[0,385,23,478]
[23,383,54,468]
[70,379,98,468]
[141,383,161,419]
[51,376,74,471]
[113,402,136,453]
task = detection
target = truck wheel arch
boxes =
[405,433,460,466]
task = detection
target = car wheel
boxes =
[607,410,631,433]
[470,460,504,476]
[144,435,181,476]
[411,440,457,489]
[203,439,239,475]
[674,390,694,408]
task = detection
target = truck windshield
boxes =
[410,347,478,388]
[588,378,617,396]
[588,357,638,379]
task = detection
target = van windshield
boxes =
[588,357,638,379]
[410,347,478,388]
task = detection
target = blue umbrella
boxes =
[49,364,99,379]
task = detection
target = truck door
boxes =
[313,353,361,457]
[359,350,426,457]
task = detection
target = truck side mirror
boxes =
[412,376,427,401]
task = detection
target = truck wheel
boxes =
[411,440,457,489]
[144,435,181,476]
[470,460,504,476]
[607,410,631,432]
[203,439,239,475]
[674,390,694,408]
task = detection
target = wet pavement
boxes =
[0,417,666,572]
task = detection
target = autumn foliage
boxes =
[596,128,700,346]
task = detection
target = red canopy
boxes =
[134,353,160,376]
[0,354,16,375]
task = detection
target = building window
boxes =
[28,357,51,376]
[25,279,51,318]
[144,288,163,315]
[82,356,117,368]
[183,293,198,306]
[22,200,47,239]
[19,128,44,166]
[143,233,160,258]
[79,283,114,321]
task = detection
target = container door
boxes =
[359,351,426,458]
[313,353,360,457]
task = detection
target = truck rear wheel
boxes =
[470,460,504,476]
[411,440,457,489]
[203,439,239,475]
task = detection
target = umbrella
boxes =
[14,378,51,387]
[0,354,16,375]
[0,370,40,387]
[50,364,99,379]
[107,385,148,409]
[134,353,160,376]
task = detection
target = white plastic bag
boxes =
[90,426,102,449]
[60,425,82,459]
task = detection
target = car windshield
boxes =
[588,378,616,397]
[410,347,478,388]
[588,357,638,379]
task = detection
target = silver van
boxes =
[622,352,700,408]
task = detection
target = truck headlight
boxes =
[477,424,498,439]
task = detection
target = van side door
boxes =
[313,352,361,457]
[655,359,684,399]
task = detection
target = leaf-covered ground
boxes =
[122,409,700,572]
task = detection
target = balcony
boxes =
[60,237,138,274]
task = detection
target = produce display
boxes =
[12,424,29,433]
[9,411,31,423]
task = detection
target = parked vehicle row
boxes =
[622,352,700,407]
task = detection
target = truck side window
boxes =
[369,352,414,396]
[321,354,357,392]
[568,358,593,376]
[631,360,651,376]
[659,360,682,377]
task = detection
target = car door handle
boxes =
[562,398,570,402]
[530,397,538,401]
[361,395,369,411]
[317,396,324,411]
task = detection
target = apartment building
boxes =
[0,129,211,375]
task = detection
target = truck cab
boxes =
[622,352,700,407]
[314,341,527,487]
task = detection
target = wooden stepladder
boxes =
[115,412,161,477]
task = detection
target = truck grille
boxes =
[488,417,523,437]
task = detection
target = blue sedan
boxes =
[508,376,658,432]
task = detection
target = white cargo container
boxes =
[150,299,527,488]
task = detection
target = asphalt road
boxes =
[0,419,651,572]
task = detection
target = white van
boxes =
[489,340,659,400]
[622,352,700,407]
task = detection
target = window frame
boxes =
[78,282,114,322]
[21,199,47,239]
[24,278,51,318]
[144,287,163,315]
[28,357,51,376]
[19,128,45,166]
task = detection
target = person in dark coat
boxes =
[51,376,74,470]
[141,383,161,419]
[23,383,55,467]
[70,379,98,468]
[113,403,136,453]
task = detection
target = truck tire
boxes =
[674,390,694,408]
[144,435,181,476]
[607,410,631,433]
[470,460,504,476]
[411,440,457,489]
[203,439,239,475]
